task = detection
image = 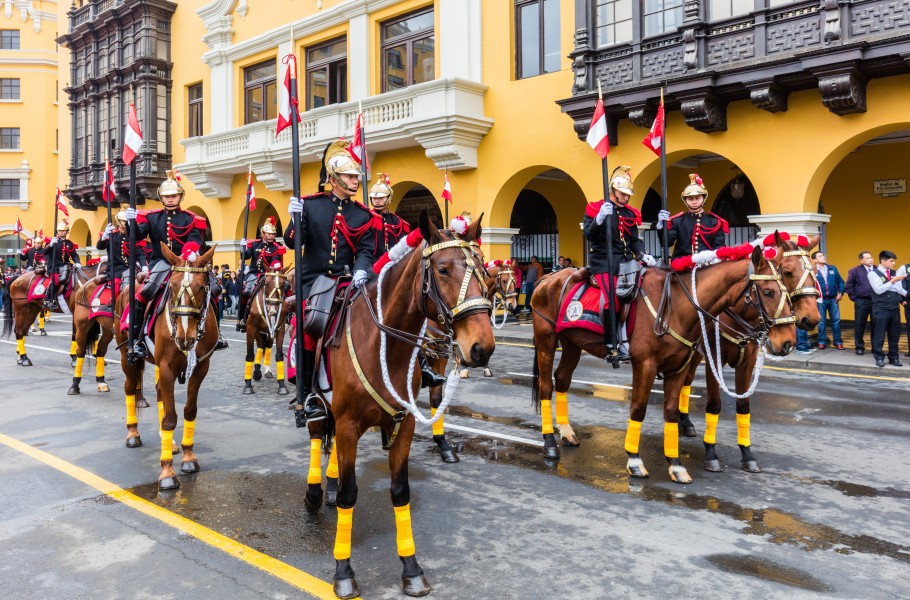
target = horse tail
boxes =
[1,276,14,339]
[531,343,540,414]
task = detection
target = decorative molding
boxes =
[683,28,698,70]
[235,0,248,19]
[678,93,727,132]
[627,102,656,128]
[748,212,831,238]
[178,169,233,199]
[251,160,293,192]
[0,159,31,209]
[822,0,841,42]
[482,227,520,246]
[815,66,868,115]
[748,80,789,112]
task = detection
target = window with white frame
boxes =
[595,0,633,47]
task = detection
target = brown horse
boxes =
[676,234,821,473]
[302,211,494,599]
[114,242,219,491]
[2,263,102,366]
[531,243,797,484]
[66,273,117,395]
[243,266,292,395]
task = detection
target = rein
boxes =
[256,270,288,340]
[164,265,214,376]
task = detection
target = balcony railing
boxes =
[177,78,493,199]
[69,0,126,31]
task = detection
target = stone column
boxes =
[748,212,831,239]
[482,227,520,262]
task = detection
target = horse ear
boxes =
[751,245,763,268]
[195,245,216,267]
[466,212,484,242]
[419,210,440,242]
[807,234,820,250]
[161,241,181,266]
[773,230,783,247]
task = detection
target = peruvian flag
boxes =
[122,103,143,166]
[348,112,368,169]
[246,169,257,211]
[13,215,22,233]
[586,98,609,159]
[102,160,117,204]
[276,54,301,136]
[441,172,452,204]
[55,187,69,216]
[642,100,665,157]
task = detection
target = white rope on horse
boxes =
[372,237,458,427]
[691,267,765,400]
[490,294,508,330]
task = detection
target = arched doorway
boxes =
[510,189,558,272]
[393,185,444,230]
[0,231,27,269]
[712,173,761,245]
[185,205,214,244]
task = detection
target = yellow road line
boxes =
[0,432,348,600]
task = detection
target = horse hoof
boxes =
[125,436,142,448]
[137,397,150,408]
[242,385,255,395]
[40,330,48,336]
[482,368,493,377]
[277,385,289,395]
[70,358,77,368]
[403,573,432,597]
[459,369,469,379]
[180,461,200,474]
[626,457,650,478]
[304,492,323,514]
[20,357,32,367]
[325,478,338,507]
[439,447,460,463]
[158,476,180,491]
[177,373,186,385]
[543,445,560,460]
[333,578,360,599]
[97,383,110,393]
[264,370,274,379]
[741,460,762,473]
[669,464,693,484]
[67,386,80,396]
[253,366,263,382]
[704,459,725,472]
[679,423,698,438]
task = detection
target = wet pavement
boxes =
[1,315,908,599]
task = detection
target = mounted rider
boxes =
[21,233,45,270]
[657,173,728,259]
[369,172,445,389]
[285,139,378,423]
[125,170,227,359]
[41,219,81,310]
[97,208,149,285]
[237,216,287,331]
[582,166,656,361]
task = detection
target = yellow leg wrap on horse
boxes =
[307,439,322,485]
[157,401,165,428]
[736,413,751,447]
[125,394,137,426]
[93,339,99,354]
[17,338,25,355]
[74,357,84,378]
[663,421,679,458]
[276,361,285,381]
[95,357,105,378]
[679,386,691,415]
[334,507,354,560]
[160,429,174,462]
[327,444,339,479]
[431,407,445,436]
[263,347,271,366]
[624,419,643,454]
[255,347,264,365]
[155,366,160,384]
[244,361,253,381]
[555,391,569,425]
[704,412,719,445]
[394,504,417,557]
[39,315,45,329]
[70,340,78,355]
[182,419,196,448]
[540,399,554,434]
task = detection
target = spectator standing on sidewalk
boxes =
[845,251,875,355]
[522,256,544,312]
[868,250,907,367]
[813,251,845,349]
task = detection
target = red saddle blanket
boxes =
[554,280,636,337]
[27,275,72,303]
[89,280,119,319]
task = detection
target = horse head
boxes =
[418,210,495,368]
[261,265,291,329]
[770,230,822,331]
[161,241,216,352]
[747,244,797,356]
[494,261,518,312]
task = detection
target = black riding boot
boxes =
[44,283,58,310]
[236,297,248,332]
[418,351,446,388]
[603,309,629,362]
[129,301,147,361]
[293,350,327,427]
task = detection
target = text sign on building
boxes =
[873,179,906,197]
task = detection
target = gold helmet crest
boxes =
[681,173,708,200]
[323,139,361,191]
[369,173,393,199]
[56,219,70,232]
[609,166,635,196]
[157,170,185,200]
[260,216,278,235]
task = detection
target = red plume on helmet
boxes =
[181,241,201,261]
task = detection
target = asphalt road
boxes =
[1,317,908,600]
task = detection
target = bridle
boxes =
[419,239,492,336]
[780,246,820,302]
[256,269,288,338]
[490,265,518,302]
[166,265,212,346]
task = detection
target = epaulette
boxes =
[710,212,730,234]
[183,209,208,230]
[584,199,606,219]
[136,208,154,224]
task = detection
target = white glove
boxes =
[141,265,150,274]
[102,224,114,240]
[641,253,657,267]
[352,269,369,287]
[288,196,303,216]
[125,207,137,221]
[595,202,614,225]
[656,210,671,230]
[48,237,58,246]
[240,238,248,248]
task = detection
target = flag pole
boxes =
[237,164,253,331]
[444,168,449,225]
[15,218,21,272]
[50,185,59,281]
[287,39,307,409]
[595,81,620,368]
[127,86,139,365]
[359,101,368,207]
[658,88,669,265]
[104,157,115,307]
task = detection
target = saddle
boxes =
[555,267,641,336]
[303,274,355,344]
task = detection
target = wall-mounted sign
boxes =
[873,179,906,197]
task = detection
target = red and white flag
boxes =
[13,215,22,233]
[642,100,665,157]
[172,168,182,182]
[55,187,69,216]
[586,98,609,159]
[441,172,452,204]
[246,169,257,211]
[348,112,368,169]
[102,160,117,204]
[276,55,301,137]
[122,103,143,165]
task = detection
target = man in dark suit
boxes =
[868,250,907,367]
[812,251,845,349]
[845,250,875,355]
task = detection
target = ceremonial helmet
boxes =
[116,207,128,224]
[34,228,46,247]
[369,173,393,200]
[681,173,708,201]
[260,216,277,235]
[323,139,361,192]
[609,166,635,196]
[56,219,70,232]
[156,170,185,200]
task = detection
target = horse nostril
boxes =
[782,341,792,354]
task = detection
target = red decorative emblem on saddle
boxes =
[556,280,606,336]
[27,275,52,302]
[89,280,120,320]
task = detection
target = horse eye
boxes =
[762,289,774,297]
[437,266,449,276]
[783,271,793,278]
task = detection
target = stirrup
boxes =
[214,333,229,350]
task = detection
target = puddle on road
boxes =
[705,554,833,592]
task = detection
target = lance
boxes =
[127,87,139,365]
[658,88,669,265]
[594,81,620,368]
[104,157,115,309]
[15,220,21,272]
[237,164,253,331]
